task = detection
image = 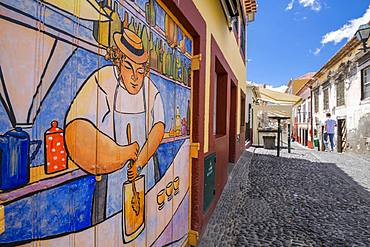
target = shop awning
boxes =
[254,87,302,105]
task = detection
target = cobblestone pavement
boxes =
[199,145,370,247]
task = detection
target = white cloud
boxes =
[321,5,370,45]
[299,0,321,11]
[286,0,295,11]
[312,5,370,55]
[313,47,321,55]
[286,0,321,11]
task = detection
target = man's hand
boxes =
[124,142,139,161]
[126,122,164,181]
[128,161,142,182]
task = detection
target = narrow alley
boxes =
[1,1,370,246]
[199,145,370,246]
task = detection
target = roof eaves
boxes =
[296,79,312,96]
[311,37,360,88]
[244,0,257,14]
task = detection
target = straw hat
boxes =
[113,29,148,64]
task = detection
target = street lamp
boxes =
[355,23,370,52]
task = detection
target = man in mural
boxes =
[64,28,165,223]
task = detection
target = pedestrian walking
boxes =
[324,113,337,152]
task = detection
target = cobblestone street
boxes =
[199,145,370,246]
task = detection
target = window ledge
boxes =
[215,134,226,139]
[360,98,370,105]
[336,105,346,110]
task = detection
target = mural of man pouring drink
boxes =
[0,0,192,245]
[65,27,165,242]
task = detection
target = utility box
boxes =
[314,138,319,147]
[203,153,216,212]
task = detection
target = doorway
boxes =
[305,129,308,146]
[229,81,237,162]
[337,118,347,153]
[246,103,252,142]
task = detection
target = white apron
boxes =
[105,82,155,217]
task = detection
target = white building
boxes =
[244,83,257,146]
[311,37,370,153]
[288,73,315,148]
[295,88,312,147]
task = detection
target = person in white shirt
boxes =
[324,112,337,152]
[64,28,165,220]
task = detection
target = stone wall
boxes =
[347,113,370,154]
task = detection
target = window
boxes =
[233,16,239,41]
[314,90,319,113]
[308,98,311,122]
[240,18,246,59]
[362,66,370,100]
[323,87,329,110]
[336,79,345,106]
[240,92,246,127]
[246,103,252,141]
[213,59,227,136]
[220,0,238,30]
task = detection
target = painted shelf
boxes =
[0,167,87,204]
[162,134,190,144]
[0,134,188,204]
[150,69,191,90]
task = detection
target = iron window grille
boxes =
[362,66,370,100]
[336,79,345,106]
[314,90,319,113]
[323,87,329,110]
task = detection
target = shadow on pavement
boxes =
[199,151,370,247]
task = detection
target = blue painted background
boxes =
[0,176,95,244]
[156,139,185,177]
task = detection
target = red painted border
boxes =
[203,36,246,227]
[165,0,208,233]
[165,1,246,236]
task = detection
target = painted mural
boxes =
[0,0,192,246]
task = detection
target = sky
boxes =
[246,0,370,89]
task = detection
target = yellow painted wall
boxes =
[293,79,310,95]
[194,0,247,153]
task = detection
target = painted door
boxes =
[228,83,237,163]
[0,0,193,246]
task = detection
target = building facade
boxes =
[244,83,257,146]
[189,0,256,243]
[286,73,315,147]
[311,38,370,154]
[0,0,256,245]
[295,87,313,148]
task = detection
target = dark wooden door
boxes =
[229,83,237,162]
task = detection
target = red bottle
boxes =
[44,121,67,174]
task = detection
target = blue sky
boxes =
[246,0,370,89]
